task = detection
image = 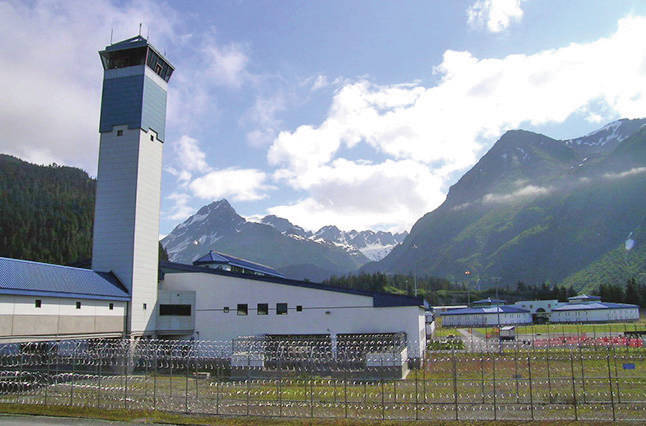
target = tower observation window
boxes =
[146,48,173,81]
[101,47,146,70]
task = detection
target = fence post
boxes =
[123,341,128,410]
[45,349,50,406]
[579,345,586,404]
[514,341,519,404]
[527,354,534,421]
[452,349,458,421]
[97,355,101,409]
[415,363,419,420]
[70,348,75,406]
[381,356,385,420]
[185,352,189,413]
[153,346,157,410]
[546,346,552,403]
[606,348,616,421]
[569,349,578,420]
[492,352,497,421]
[246,352,250,416]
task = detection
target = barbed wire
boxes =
[0,336,643,421]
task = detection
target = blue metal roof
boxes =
[472,297,506,305]
[553,302,638,311]
[440,305,530,316]
[0,257,130,301]
[193,250,286,278]
[161,261,426,308]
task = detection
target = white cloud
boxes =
[189,168,274,201]
[269,158,444,231]
[603,167,646,180]
[267,16,646,231]
[482,184,552,204]
[201,38,249,89]
[467,0,525,33]
[173,135,210,173]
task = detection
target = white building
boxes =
[440,305,532,327]
[158,262,427,357]
[0,36,427,355]
[550,295,640,323]
[511,300,558,322]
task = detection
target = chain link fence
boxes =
[0,336,644,421]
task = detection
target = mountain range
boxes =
[160,200,406,281]
[364,118,646,292]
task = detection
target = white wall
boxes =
[160,272,426,357]
[551,307,640,323]
[0,295,126,340]
[442,312,532,327]
[512,300,559,314]
[92,126,161,335]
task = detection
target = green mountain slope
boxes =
[0,154,95,264]
[365,119,646,289]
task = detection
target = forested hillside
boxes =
[0,154,95,265]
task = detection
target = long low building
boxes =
[0,257,129,342]
[440,305,532,327]
[550,295,640,323]
[159,261,427,357]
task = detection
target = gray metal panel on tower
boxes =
[142,75,167,141]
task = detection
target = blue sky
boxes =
[2,0,646,235]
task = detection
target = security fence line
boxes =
[0,338,644,421]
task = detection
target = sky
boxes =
[2,0,646,236]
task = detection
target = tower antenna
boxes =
[110,28,113,44]
[139,22,142,36]
[147,26,150,40]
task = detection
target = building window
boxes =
[109,303,114,310]
[296,305,303,312]
[237,304,248,316]
[143,303,147,310]
[150,134,154,141]
[257,303,268,315]
[76,301,81,309]
[116,129,123,136]
[35,299,41,308]
[223,306,229,313]
[159,304,191,316]
[276,303,288,315]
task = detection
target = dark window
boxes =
[109,303,114,310]
[35,299,41,308]
[76,301,81,309]
[223,306,230,313]
[276,303,288,315]
[159,304,191,316]
[150,134,154,141]
[143,303,147,310]
[296,305,303,312]
[237,304,248,316]
[257,303,268,315]
[116,130,123,136]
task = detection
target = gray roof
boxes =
[553,302,638,311]
[440,306,530,316]
[161,261,427,308]
[0,257,129,301]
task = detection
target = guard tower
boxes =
[92,36,174,336]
